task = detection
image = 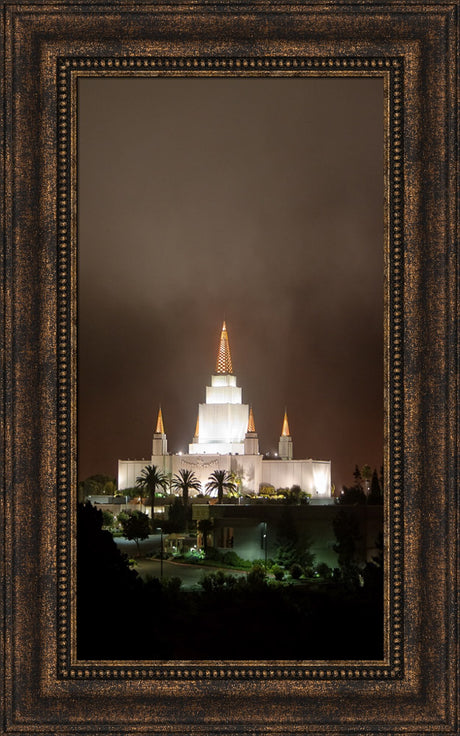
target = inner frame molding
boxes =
[58,56,402,681]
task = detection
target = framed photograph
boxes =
[1,2,458,734]
[77,74,385,662]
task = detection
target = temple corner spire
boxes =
[155,406,165,435]
[152,406,167,457]
[279,408,293,460]
[244,405,259,455]
[281,408,290,437]
[247,405,256,434]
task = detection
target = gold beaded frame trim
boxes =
[57,56,403,680]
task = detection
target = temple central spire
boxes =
[189,321,247,455]
[215,320,233,375]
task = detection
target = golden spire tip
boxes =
[281,409,290,437]
[215,321,233,374]
[155,406,165,434]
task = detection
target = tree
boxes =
[120,510,150,555]
[165,496,186,533]
[361,464,372,482]
[205,469,236,503]
[275,505,314,569]
[120,486,139,500]
[172,469,201,531]
[315,561,332,580]
[332,509,362,589]
[361,464,372,494]
[77,502,142,658]
[339,484,366,505]
[78,474,117,500]
[352,464,363,488]
[368,468,383,505]
[136,464,168,520]
[379,464,384,490]
[362,531,384,594]
[285,484,302,504]
[197,518,214,555]
[101,510,114,528]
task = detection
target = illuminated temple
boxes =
[118,322,331,500]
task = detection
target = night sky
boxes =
[78,77,384,491]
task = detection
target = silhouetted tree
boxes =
[368,468,383,505]
[333,509,362,589]
[362,531,384,593]
[352,464,363,488]
[197,518,214,554]
[101,509,114,528]
[275,505,314,569]
[78,473,117,501]
[77,502,143,658]
[165,496,187,533]
[120,510,150,554]
[361,464,372,494]
[339,484,366,505]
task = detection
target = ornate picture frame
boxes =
[1,2,458,734]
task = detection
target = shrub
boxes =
[259,484,276,497]
[289,563,303,579]
[252,558,274,569]
[222,550,240,566]
[204,546,221,561]
[246,563,267,587]
[271,564,284,581]
[315,562,332,579]
[161,576,182,593]
[186,548,205,561]
[101,510,114,528]
[199,570,237,593]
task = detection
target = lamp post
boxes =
[263,521,268,570]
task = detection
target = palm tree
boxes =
[171,469,201,531]
[136,464,168,520]
[205,469,236,504]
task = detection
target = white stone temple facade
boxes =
[118,322,331,500]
